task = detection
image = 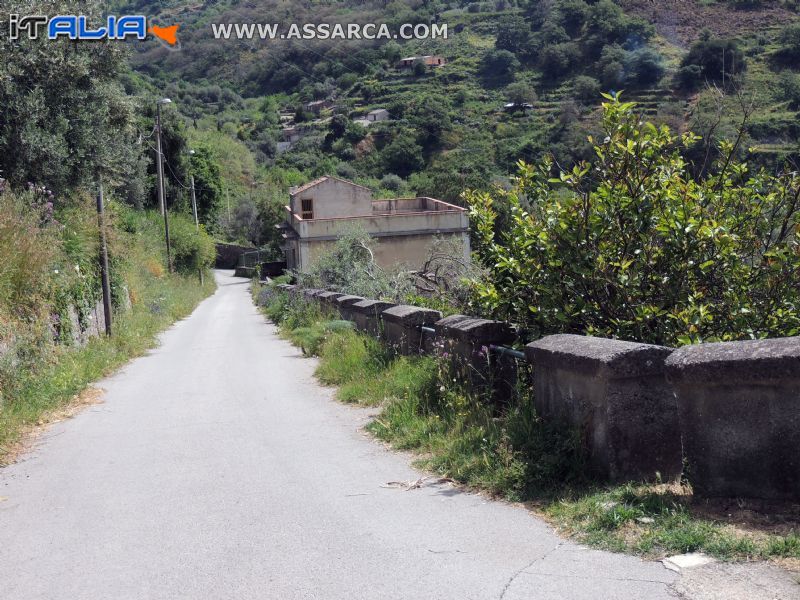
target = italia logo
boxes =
[8,15,180,46]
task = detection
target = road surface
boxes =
[0,271,686,599]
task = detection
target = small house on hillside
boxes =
[397,55,446,69]
[306,99,333,115]
[278,176,469,271]
[367,108,390,122]
[353,108,390,128]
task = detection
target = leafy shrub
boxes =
[778,70,800,108]
[480,49,520,82]
[165,213,216,274]
[679,36,745,88]
[382,132,425,178]
[775,23,800,65]
[539,43,579,78]
[573,76,601,103]
[296,227,411,300]
[466,95,800,346]
[380,173,404,191]
[625,47,665,86]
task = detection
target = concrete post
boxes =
[525,334,680,482]
[434,315,516,404]
[665,337,800,499]
[380,305,442,355]
[350,299,397,337]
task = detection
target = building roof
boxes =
[400,55,442,61]
[368,108,389,115]
[289,175,372,197]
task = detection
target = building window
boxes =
[301,198,313,220]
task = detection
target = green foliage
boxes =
[679,36,746,88]
[495,15,532,56]
[506,82,537,106]
[573,75,601,103]
[0,1,142,198]
[480,49,521,83]
[467,96,800,345]
[165,213,216,274]
[188,145,224,227]
[0,192,59,320]
[382,132,425,178]
[778,70,800,109]
[775,22,800,65]
[297,227,412,300]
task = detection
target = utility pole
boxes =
[155,101,167,216]
[96,183,112,336]
[225,186,231,223]
[156,98,173,272]
[190,173,204,285]
[190,174,199,227]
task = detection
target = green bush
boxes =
[573,76,601,103]
[164,213,216,274]
[679,36,745,88]
[778,70,800,108]
[775,22,800,65]
[467,95,800,346]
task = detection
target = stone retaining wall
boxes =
[272,284,800,499]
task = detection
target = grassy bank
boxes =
[254,283,800,564]
[0,192,215,463]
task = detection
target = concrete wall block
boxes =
[665,337,800,499]
[381,305,442,355]
[351,299,397,337]
[333,295,366,321]
[316,291,346,307]
[526,334,680,482]
[435,315,517,403]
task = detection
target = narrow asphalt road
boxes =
[0,271,681,599]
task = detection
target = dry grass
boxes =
[0,386,104,466]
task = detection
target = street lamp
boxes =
[156,98,172,272]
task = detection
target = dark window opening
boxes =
[301,198,313,220]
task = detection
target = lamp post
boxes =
[156,98,173,272]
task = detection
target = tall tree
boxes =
[0,1,142,200]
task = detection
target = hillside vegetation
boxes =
[108,0,800,250]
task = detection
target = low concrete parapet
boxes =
[334,295,365,321]
[665,337,800,499]
[316,291,345,306]
[351,299,397,337]
[381,305,442,355]
[525,334,681,482]
[435,315,516,402]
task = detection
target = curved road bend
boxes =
[0,271,680,599]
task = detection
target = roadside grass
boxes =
[0,269,214,464]
[254,285,800,564]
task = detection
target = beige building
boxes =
[280,176,469,271]
[398,55,447,68]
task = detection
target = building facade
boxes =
[280,176,470,272]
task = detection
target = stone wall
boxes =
[273,283,800,499]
